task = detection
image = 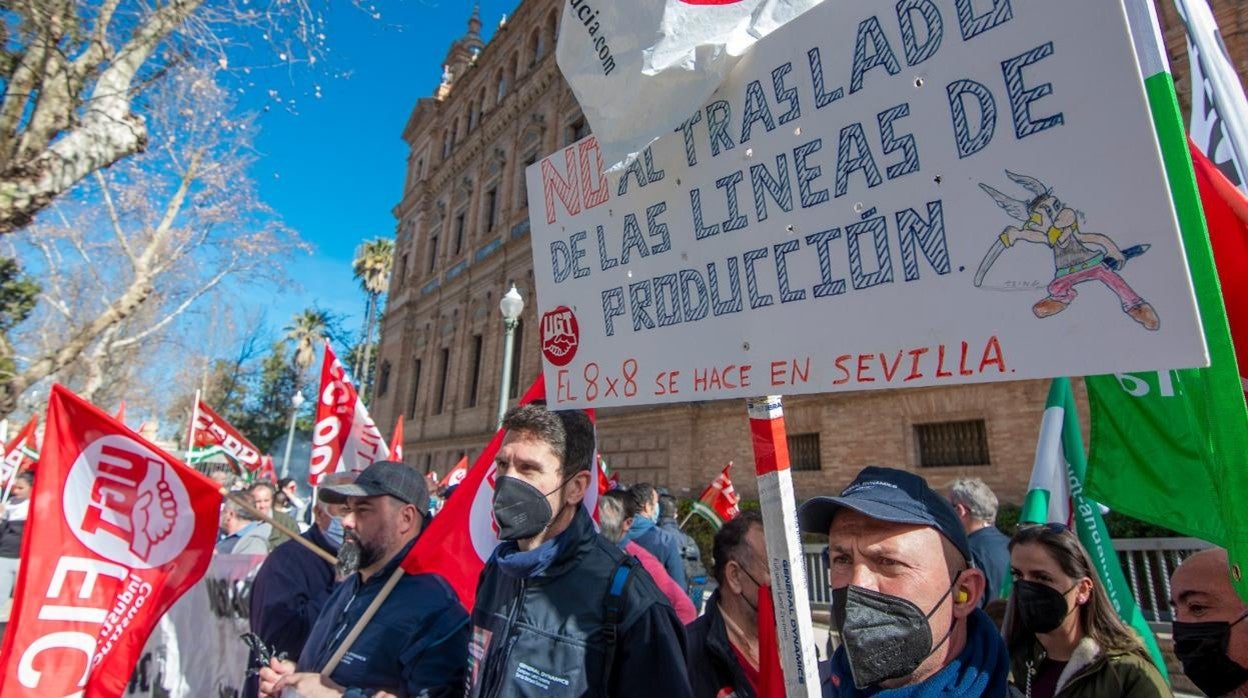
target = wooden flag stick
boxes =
[320,565,405,677]
[221,489,338,566]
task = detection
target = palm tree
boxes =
[352,238,394,401]
[285,308,330,374]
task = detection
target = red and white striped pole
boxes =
[746,395,820,696]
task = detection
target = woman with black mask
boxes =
[1005,523,1169,697]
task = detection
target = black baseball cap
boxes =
[320,461,429,516]
[798,466,971,563]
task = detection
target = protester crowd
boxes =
[64,401,1239,697]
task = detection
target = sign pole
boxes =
[745,395,820,696]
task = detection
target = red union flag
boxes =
[403,376,599,608]
[1,416,39,489]
[691,463,740,529]
[190,399,262,471]
[309,341,389,486]
[390,415,405,462]
[0,385,222,697]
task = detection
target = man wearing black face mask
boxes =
[1171,547,1248,697]
[798,466,1009,696]
[467,404,692,698]
[685,511,768,698]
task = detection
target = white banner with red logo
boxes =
[556,0,822,169]
[0,385,223,698]
[308,341,389,487]
[125,554,264,698]
[0,416,39,492]
[402,376,599,609]
[189,399,262,471]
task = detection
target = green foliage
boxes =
[995,502,1180,539]
[234,341,302,453]
[0,257,38,380]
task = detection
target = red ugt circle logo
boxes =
[541,306,580,367]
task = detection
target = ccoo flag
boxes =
[1085,0,1248,601]
[690,462,740,530]
[555,0,822,169]
[308,341,390,487]
[0,416,39,492]
[0,385,222,697]
[1023,378,1168,678]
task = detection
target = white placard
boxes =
[528,0,1206,409]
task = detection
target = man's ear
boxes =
[953,569,987,617]
[563,470,590,506]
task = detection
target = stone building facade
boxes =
[373,0,1246,505]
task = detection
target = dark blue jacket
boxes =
[467,506,693,698]
[250,524,338,659]
[685,590,756,698]
[968,526,1011,605]
[631,519,688,589]
[299,538,469,697]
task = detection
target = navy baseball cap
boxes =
[321,461,429,516]
[798,466,971,563]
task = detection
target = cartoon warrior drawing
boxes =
[975,171,1159,331]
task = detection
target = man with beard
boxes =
[258,461,469,697]
[466,404,692,697]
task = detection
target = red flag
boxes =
[1190,140,1248,397]
[757,584,787,698]
[439,457,469,488]
[309,341,389,486]
[691,463,741,529]
[402,376,600,609]
[258,455,277,483]
[0,385,222,697]
[1,416,39,489]
[597,456,611,496]
[191,399,263,471]
[390,416,405,461]
[114,400,126,424]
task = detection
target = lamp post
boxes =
[496,284,524,428]
[280,390,306,479]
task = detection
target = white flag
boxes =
[556,0,822,169]
[1177,0,1248,190]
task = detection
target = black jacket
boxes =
[299,538,470,697]
[685,590,756,698]
[467,506,693,698]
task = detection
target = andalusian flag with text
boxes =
[1084,0,1248,602]
[1024,378,1167,678]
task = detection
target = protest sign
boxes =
[126,554,264,698]
[528,0,1207,409]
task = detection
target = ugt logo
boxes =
[65,436,194,569]
[540,306,580,367]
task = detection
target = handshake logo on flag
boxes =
[66,436,193,569]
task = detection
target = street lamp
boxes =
[280,390,306,479]
[496,284,524,427]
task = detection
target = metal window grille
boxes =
[914,420,990,467]
[788,433,821,471]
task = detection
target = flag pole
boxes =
[745,396,819,695]
[678,511,696,529]
[222,490,337,566]
[320,566,405,677]
[185,389,200,462]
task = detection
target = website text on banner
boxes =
[527,0,1207,409]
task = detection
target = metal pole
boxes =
[495,318,517,428]
[281,406,298,479]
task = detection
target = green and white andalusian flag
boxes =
[1084,0,1248,602]
[1024,377,1167,678]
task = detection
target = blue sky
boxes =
[243,0,517,341]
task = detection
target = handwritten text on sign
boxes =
[528,0,1206,408]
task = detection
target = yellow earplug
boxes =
[955,590,969,604]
